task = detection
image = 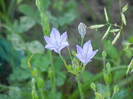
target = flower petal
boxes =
[60,32,67,43]
[83,40,92,53]
[50,28,60,41]
[88,50,98,60]
[45,44,55,50]
[76,54,85,63]
[59,42,69,51]
[44,36,53,45]
[76,45,83,57]
[83,40,93,59]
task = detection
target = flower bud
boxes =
[102,50,107,59]
[78,22,86,38]
[113,85,119,94]
[37,77,44,89]
[90,82,96,92]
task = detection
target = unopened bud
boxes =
[78,22,86,38]
[102,50,107,59]
[114,85,119,94]
[90,82,96,92]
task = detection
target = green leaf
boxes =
[114,69,126,82]
[26,40,44,54]
[56,71,66,86]
[102,25,111,40]
[12,16,36,33]
[18,4,41,24]
[112,89,128,99]
[81,71,94,83]
[129,36,133,43]
[103,40,118,59]
[7,33,25,53]
[121,13,126,25]
[97,84,107,97]
[112,31,121,45]
[104,8,109,22]
[89,24,105,29]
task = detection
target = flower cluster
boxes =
[44,25,98,66]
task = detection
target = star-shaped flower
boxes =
[76,40,98,65]
[44,28,69,53]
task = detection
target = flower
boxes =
[78,22,86,38]
[44,28,69,53]
[76,40,98,65]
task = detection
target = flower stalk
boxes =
[77,75,84,99]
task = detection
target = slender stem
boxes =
[49,50,55,99]
[77,75,84,99]
[67,46,72,61]
[119,0,130,98]
[40,89,45,99]
[107,84,110,99]
[81,37,84,47]
[59,53,65,62]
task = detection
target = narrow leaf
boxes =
[110,29,120,33]
[89,24,105,29]
[112,31,121,45]
[102,26,111,40]
[104,8,109,22]
[121,13,126,25]
[122,3,128,12]
[126,59,133,75]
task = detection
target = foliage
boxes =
[0,0,133,99]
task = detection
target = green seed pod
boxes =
[106,62,111,73]
[102,50,107,59]
[90,82,96,92]
[89,24,105,29]
[37,77,44,89]
[113,85,119,94]
[104,73,112,85]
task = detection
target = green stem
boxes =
[40,89,45,99]
[77,75,84,99]
[119,0,130,98]
[49,50,55,99]
[81,37,84,47]
[67,46,72,61]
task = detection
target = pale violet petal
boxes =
[76,45,83,57]
[83,40,92,53]
[53,48,60,53]
[45,44,55,50]
[44,36,52,44]
[50,28,60,41]
[88,50,98,60]
[76,54,85,63]
[60,32,67,43]
[83,40,93,59]
[59,42,69,51]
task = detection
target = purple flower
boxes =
[76,40,98,65]
[44,28,69,53]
